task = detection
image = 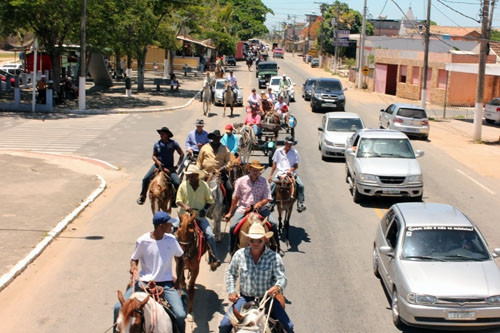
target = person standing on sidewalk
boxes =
[137,127,184,205]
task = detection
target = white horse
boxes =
[235,124,256,164]
[202,81,212,116]
[206,172,225,242]
[117,291,173,333]
[228,293,282,333]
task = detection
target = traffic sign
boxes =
[361,66,370,76]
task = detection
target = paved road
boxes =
[0,55,499,332]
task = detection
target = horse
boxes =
[148,170,175,214]
[274,176,296,244]
[234,123,256,164]
[227,157,246,188]
[116,291,173,333]
[261,110,281,142]
[246,57,253,71]
[206,172,225,242]
[234,212,275,252]
[175,211,206,319]
[223,82,235,117]
[202,80,212,116]
[215,63,224,79]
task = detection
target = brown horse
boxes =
[175,211,207,319]
[274,176,296,244]
[223,82,235,117]
[148,170,175,214]
[227,157,245,188]
[215,63,224,79]
[235,212,274,251]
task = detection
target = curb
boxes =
[0,174,106,292]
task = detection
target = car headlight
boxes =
[407,293,437,305]
[325,139,334,146]
[407,175,422,183]
[358,174,377,182]
[486,295,500,304]
[337,95,345,100]
[314,93,322,98]
[216,92,222,98]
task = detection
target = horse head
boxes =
[117,291,150,333]
[229,303,269,332]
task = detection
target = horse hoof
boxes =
[187,313,195,321]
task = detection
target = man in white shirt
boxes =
[247,88,262,110]
[225,70,238,100]
[268,136,306,212]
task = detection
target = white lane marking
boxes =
[456,169,496,195]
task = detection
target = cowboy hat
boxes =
[156,126,173,137]
[261,93,267,100]
[241,222,273,240]
[152,211,179,228]
[208,130,222,140]
[284,136,295,144]
[184,164,205,178]
[246,160,265,171]
[195,119,205,126]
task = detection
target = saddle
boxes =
[192,219,207,261]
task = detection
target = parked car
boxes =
[225,56,236,67]
[310,78,346,112]
[302,78,317,101]
[345,129,424,203]
[318,112,365,159]
[484,97,500,124]
[267,75,296,103]
[213,78,243,106]
[256,61,279,89]
[373,202,500,330]
[0,62,22,75]
[310,58,320,67]
[379,103,430,140]
[273,48,284,58]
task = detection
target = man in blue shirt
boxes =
[221,124,239,156]
[179,119,210,175]
[137,127,184,205]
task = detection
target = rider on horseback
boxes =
[179,119,209,175]
[268,136,306,213]
[200,71,214,102]
[278,74,290,99]
[113,212,186,333]
[224,160,281,255]
[175,164,222,271]
[274,95,290,127]
[244,104,262,139]
[225,70,238,102]
[247,88,262,112]
[221,124,239,157]
[219,222,294,333]
[137,127,184,205]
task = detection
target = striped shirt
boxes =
[233,175,272,214]
[226,247,287,297]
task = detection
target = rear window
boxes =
[488,98,500,106]
[258,63,278,71]
[327,118,364,132]
[316,80,342,90]
[397,108,427,119]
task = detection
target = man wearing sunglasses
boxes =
[218,222,294,333]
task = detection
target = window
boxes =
[412,67,420,85]
[386,217,400,249]
[399,65,407,83]
[437,69,447,89]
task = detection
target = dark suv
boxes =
[256,61,279,89]
[310,78,346,112]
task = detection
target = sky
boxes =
[263,0,500,32]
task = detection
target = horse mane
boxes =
[176,212,196,241]
[117,292,150,330]
[228,305,266,330]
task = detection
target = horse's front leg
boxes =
[175,257,186,290]
[186,264,200,318]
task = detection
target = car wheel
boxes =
[372,247,381,278]
[311,104,316,113]
[352,181,363,203]
[392,289,403,328]
[485,118,495,124]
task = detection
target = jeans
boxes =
[196,217,218,262]
[219,295,294,333]
[221,173,233,210]
[229,207,279,253]
[113,281,186,333]
[252,124,262,137]
[270,174,305,204]
[140,165,180,198]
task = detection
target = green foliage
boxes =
[344,58,355,69]
[491,29,500,42]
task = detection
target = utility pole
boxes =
[473,0,491,141]
[332,9,341,74]
[357,0,367,89]
[420,0,431,109]
[79,0,86,111]
[305,12,315,57]
[288,15,297,56]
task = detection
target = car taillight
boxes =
[496,107,500,112]
[422,120,429,125]
[394,117,404,123]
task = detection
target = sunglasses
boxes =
[249,239,264,244]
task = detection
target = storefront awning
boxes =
[445,63,500,76]
[177,35,215,49]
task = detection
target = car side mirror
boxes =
[415,150,424,158]
[379,246,394,258]
[493,248,500,257]
[318,127,323,132]
[380,109,385,113]
[345,148,355,156]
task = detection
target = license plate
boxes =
[447,311,476,320]
[404,127,418,132]
[383,189,400,194]
[322,103,336,107]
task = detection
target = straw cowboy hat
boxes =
[261,92,267,100]
[241,221,274,240]
[184,164,205,178]
[246,160,265,171]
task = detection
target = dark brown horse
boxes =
[175,211,207,320]
[148,170,175,214]
[274,176,296,244]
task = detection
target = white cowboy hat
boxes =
[241,221,273,240]
[184,164,205,178]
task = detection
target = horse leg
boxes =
[187,263,199,318]
[278,208,283,233]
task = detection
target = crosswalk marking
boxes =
[0,114,128,153]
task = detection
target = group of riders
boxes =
[115,66,304,331]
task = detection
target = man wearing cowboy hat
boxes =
[268,136,306,212]
[113,211,187,333]
[175,164,222,271]
[137,127,185,205]
[218,222,294,333]
[179,119,209,175]
[225,160,281,255]
[197,129,233,208]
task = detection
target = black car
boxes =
[302,78,318,101]
[226,56,236,66]
[310,78,347,112]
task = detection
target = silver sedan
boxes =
[373,202,500,329]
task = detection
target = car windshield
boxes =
[402,227,490,261]
[357,138,414,158]
[258,64,278,71]
[306,79,316,86]
[215,81,226,89]
[327,118,363,132]
[316,80,342,90]
[270,78,281,85]
[397,108,427,119]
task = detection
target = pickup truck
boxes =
[344,129,424,203]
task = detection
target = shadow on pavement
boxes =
[191,284,225,333]
[283,224,310,253]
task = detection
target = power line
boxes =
[435,0,481,23]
